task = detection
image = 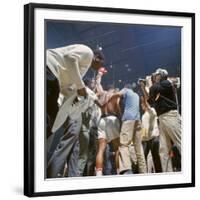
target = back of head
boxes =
[93,49,105,63]
[124,83,132,89]
[124,83,137,92]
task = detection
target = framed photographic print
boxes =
[24,3,195,197]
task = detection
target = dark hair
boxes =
[93,49,105,62]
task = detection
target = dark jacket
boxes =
[148,80,177,116]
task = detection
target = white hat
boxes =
[155,68,168,78]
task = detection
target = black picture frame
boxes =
[24,3,195,197]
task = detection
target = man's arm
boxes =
[95,73,105,95]
[140,81,149,101]
[148,84,160,105]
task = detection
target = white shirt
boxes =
[47,44,93,97]
[141,107,159,141]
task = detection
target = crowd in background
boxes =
[46,44,181,178]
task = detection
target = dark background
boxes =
[46,20,181,89]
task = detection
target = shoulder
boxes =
[62,44,93,64]
[77,44,93,57]
[77,45,94,63]
[118,88,127,95]
[133,91,139,97]
[63,44,93,57]
[160,80,173,87]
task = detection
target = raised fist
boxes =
[98,67,107,75]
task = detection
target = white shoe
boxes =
[96,170,103,176]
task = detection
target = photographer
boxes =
[148,68,181,172]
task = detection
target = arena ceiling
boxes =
[46,20,181,89]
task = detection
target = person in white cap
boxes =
[148,68,181,172]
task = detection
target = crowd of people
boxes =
[46,44,181,178]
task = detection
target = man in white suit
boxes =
[46,44,104,178]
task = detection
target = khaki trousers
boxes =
[159,110,181,172]
[119,120,147,173]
